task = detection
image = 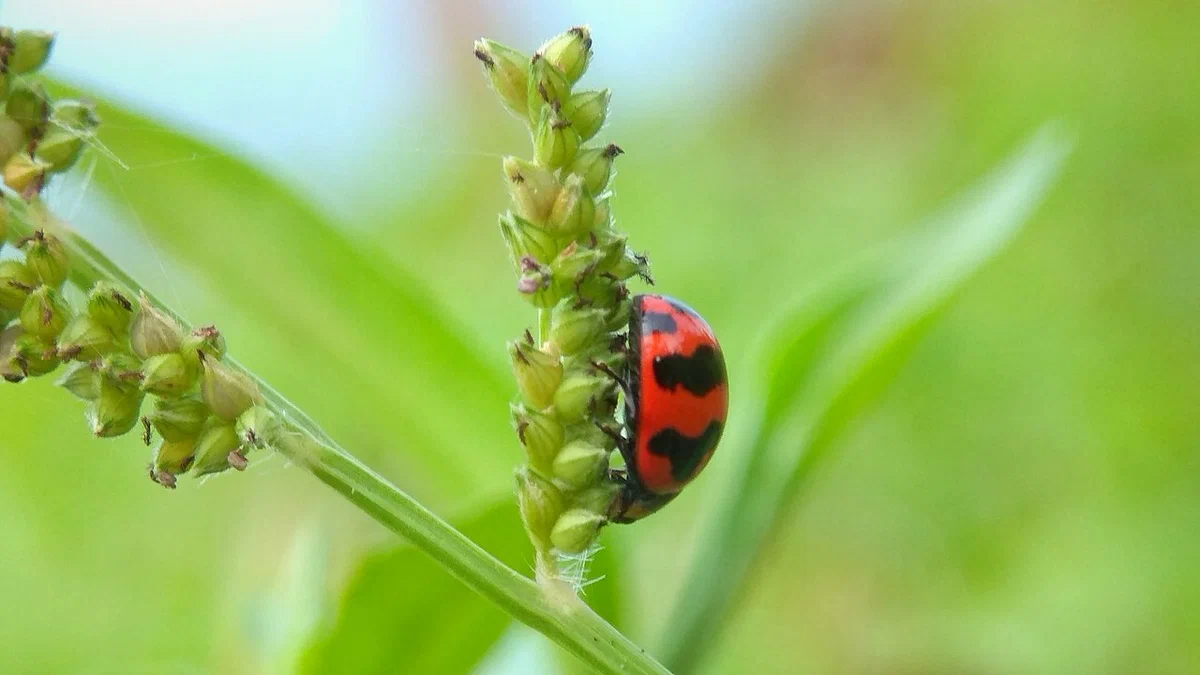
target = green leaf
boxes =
[659,126,1071,672]
[299,502,528,675]
[43,80,513,496]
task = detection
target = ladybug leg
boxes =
[590,359,631,399]
[595,420,628,450]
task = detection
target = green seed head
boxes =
[86,282,136,335]
[89,379,145,438]
[152,438,197,489]
[550,508,606,554]
[8,30,55,75]
[552,440,609,490]
[538,26,592,84]
[533,106,580,170]
[546,174,595,238]
[502,156,560,226]
[141,352,196,397]
[568,143,622,195]
[190,421,242,476]
[473,39,531,119]
[0,260,35,311]
[509,339,563,409]
[561,89,610,142]
[147,395,210,443]
[201,356,262,422]
[21,230,70,288]
[499,212,558,267]
[19,285,69,340]
[511,403,565,473]
[516,467,564,552]
[129,298,182,359]
[549,298,608,355]
[180,325,227,370]
[55,361,101,401]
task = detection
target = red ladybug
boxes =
[608,294,728,523]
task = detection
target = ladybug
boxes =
[607,294,729,523]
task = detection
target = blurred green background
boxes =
[2,0,1198,673]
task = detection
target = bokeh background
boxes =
[2,1,1198,673]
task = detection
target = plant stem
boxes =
[281,431,667,675]
[6,195,672,675]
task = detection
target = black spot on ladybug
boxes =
[648,421,723,483]
[642,311,678,334]
[652,345,726,396]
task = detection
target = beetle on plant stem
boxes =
[599,293,729,523]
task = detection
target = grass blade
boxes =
[661,126,1071,672]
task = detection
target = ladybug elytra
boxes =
[608,294,729,523]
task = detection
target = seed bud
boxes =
[473,39,531,118]
[533,106,580,170]
[129,298,182,359]
[561,89,610,142]
[549,298,608,355]
[567,143,622,194]
[550,508,606,554]
[538,26,592,84]
[526,54,572,118]
[21,230,69,288]
[89,379,145,437]
[499,212,558,267]
[141,352,196,397]
[191,422,243,476]
[547,174,595,237]
[502,156,560,226]
[19,285,69,339]
[508,339,563,409]
[8,30,55,75]
[147,395,210,442]
[201,356,262,422]
[181,325,227,370]
[0,260,35,311]
[553,372,614,423]
[552,440,609,490]
[86,282,136,335]
[152,438,197,489]
[511,403,565,473]
[56,361,101,401]
[516,467,564,551]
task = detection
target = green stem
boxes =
[537,307,551,344]
[5,194,672,675]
